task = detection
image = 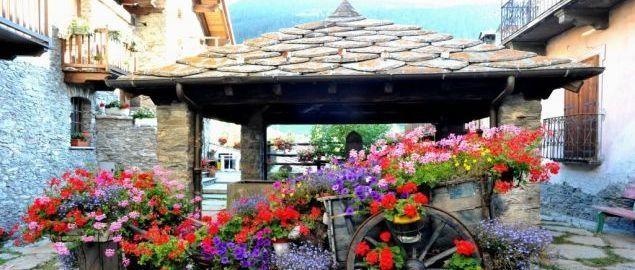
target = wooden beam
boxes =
[555,8,609,30]
[194,4,220,13]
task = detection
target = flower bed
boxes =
[16,125,559,269]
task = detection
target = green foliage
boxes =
[448,254,482,270]
[270,168,291,181]
[105,101,121,109]
[71,132,86,141]
[132,107,156,119]
[310,124,390,157]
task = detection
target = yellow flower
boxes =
[464,165,471,171]
[472,159,477,164]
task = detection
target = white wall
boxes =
[541,0,635,194]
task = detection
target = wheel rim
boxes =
[346,205,482,270]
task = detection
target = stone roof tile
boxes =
[247,56,309,66]
[217,64,276,73]
[262,32,301,41]
[348,35,398,43]
[382,65,448,74]
[377,39,428,50]
[226,51,280,60]
[177,56,239,69]
[291,47,340,58]
[365,24,421,31]
[325,40,372,49]
[343,58,405,72]
[337,19,393,27]
[410,58,469,70]
[286,36,342,44]
[262,43,318,52]
[449,49,536,63]
[477,56,571,69]
[279,27,312,35]
[279,62,340,73]
[313,52,379,63]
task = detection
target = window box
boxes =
[106,107,130,116]
[134,118,157,127]
[70,139,90,147]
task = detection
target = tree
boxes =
[310,124,391,157]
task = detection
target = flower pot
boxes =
[106,108,129,116]
[388,214,427,244]
[273,240,290,256]
[71,139,89,147]
[134,118,157,127]
[75,240,123,270]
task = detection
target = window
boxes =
[542,55,601,163]
[219,153,236,171]
[70,97,92,146]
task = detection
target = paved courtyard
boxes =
[0,219,633,269]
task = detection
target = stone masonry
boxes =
[495,93,543,225]
[95,115,158,170]
[156,103,197,191]
[0,35,98,229]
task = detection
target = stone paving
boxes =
[0,220,633,269]
[540,220,635,270]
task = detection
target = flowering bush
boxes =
[448,239,481,270]
[271,137,294,151]
[354,231,405,270]
[21,167,196,264]
[475,220,553,270]
[0,224,18,245]
[272,242,333,270]
[297,146,317,162]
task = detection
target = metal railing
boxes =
[0,0,48,37]
[62,29,136,74]
[542,114,602,163]
[500,0,562,40]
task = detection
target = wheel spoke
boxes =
[418,222,446,261]
[363,236,379,246]
[423,247,456,267]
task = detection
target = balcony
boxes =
[0,0,50,59]
[61,29,136,85]
[500,0,623,54]
[542,114,602,164]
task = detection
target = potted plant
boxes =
[98,102,106,115]
[297,147,316,162]
[218,136,227,145]
[105,101,130,116]
[271,137,294,152]
[71,132,89,147]
[373,190,430,243]
[132,107,156,127]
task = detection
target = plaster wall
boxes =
[541,0,635,194]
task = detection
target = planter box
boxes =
[134,118,157,127]
[71,139,90,147]
[105,108,130,116]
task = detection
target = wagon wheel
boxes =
[346,205,482,270]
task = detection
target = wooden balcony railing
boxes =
[62,29,136,84]
[0,0,49,38]
[0,0,50,58]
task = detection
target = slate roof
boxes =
[127,0,592,80]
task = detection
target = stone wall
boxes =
[156,103,196,191]
[0,37,97,229]
[541,182,634,231]
[494,93,543,225]
[95,115,158,170]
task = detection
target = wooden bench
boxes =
[593,183,635,233]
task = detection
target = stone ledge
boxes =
[96,115,133,120]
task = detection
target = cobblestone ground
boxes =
[0,220,633,269]
[539,220,635,270]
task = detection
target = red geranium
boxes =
[396,182,418,194]
[366,250,379,265]
[380,231,391,242]
[412,193,429,204]
[381,194,397,210]
[370,201,382,215]
[454,239,476,256]
[493,163,508,173]
[355,241,371,256]
[379,246,395,270]
[403,204,418,218]
[494,180,513,194]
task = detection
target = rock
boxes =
[0,253,56,270]
[611,248,635,260]
[567,235,608,247]
[551,244,607,260]
[603,234,635,249]
[0,253,17,260]
[604,262,635,270]
[552,259,596,270]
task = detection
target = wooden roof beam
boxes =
[194,4,220,13]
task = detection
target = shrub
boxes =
[132,107,155,119]
[475,220,553,270]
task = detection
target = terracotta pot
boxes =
[71,139,80,146]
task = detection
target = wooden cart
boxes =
[319,178,493,270]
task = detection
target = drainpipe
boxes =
[176,83,203,203]
[490,76,516,127]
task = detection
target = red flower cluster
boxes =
[494,181,513,194]
[454,239,477,256]
[355,241,400,270]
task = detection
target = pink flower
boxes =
[81,235,95,242]
[128,211,140,219]
[95,214,106,221]
[192,196,202,203]
[28,222,39,230]
[118,216,129,223]
[112,235,122,243]
[93,222,106,230]
[54,242,70,255]
[122,257,130,267]
[67,223,77,230]
[118,200,129,207]
[109,222,122,232]
[104,248,115,257]
[132,195,143,203]
[175,194,185,199]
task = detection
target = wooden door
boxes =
[563,55,599,160]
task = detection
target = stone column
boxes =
[240,112,265,180]
[156,103,196,191]
[494,93,542,225]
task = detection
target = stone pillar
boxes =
[156,103,197,190]
[494,93,542,225]
[240,112,265,180]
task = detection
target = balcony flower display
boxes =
[105,101,130,116]
[272,137,294,152]
[297,146,316,162]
